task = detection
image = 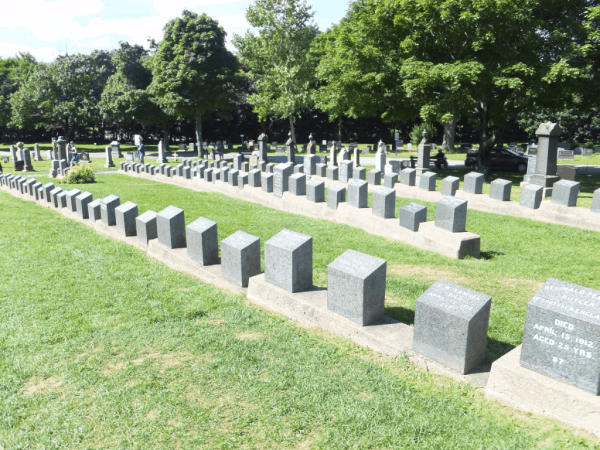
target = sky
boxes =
[0,0,352,62]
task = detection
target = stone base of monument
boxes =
[486,345,600,438]
[124,169,480,259]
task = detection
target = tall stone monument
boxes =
[307,133,316,155]
[51,138,58,160]
[9,145,17,163]
[16,142,24,161]
[329,142,337,167]
[23,148,33,172]
[111,141,123,159]
[157,140,168,164]
[375,140,386,172]
[353,147,361,167]
[105,145,115,168]
[33,143,43,161]
[56,136,68,162]
[530,122,561,196]
[285,131,296,164]
[417,130,431,175]
[258,133,268,161]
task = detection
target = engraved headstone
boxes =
[520,279,600,395]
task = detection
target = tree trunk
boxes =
[163,125,170,154]
[476,103,494,182]
[289,116,296,144]
[441,118,457,150]
[338,117,342,143]
[260,119,267,135]
[195,114,203,158]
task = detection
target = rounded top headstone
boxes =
[111,141,120,146]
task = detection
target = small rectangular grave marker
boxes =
[441,176,459,196]
[221,231,261,287]
[307,179,325,203]
[265,229,313,293]
[372,187,395,218]
[157,206,186,249]
[435,197,467,232]
[348,179,368,208]
[187,217,218,265]
[136,210,158,246]
[115,201,138,236]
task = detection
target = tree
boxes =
[0,53,39,134]
[149,10,242,155]
[100,42,176,146]
[315,0,591,174]
[11,51,115,140]
[233,0,319,143]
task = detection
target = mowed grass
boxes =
[28,172,600,363]
[1,191,600,448]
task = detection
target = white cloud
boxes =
[90,37,111,48]
[152,0,249,16]
[0,40,59,61]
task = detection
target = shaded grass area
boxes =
[1,192,599,448]
[30,173,600,363]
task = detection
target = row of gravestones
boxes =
[120,158,470,234]
[1,171,598,396]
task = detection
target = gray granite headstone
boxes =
[520,184,543,209]
[100,195,120,226]
[293,165,304,174]
[327,249,387,326]
[76,192,93,219]
[520,278,600,395]
[204,168,213,182]
[304,154,317,178]
[115,201,138,236]
[400,202,427,231]
[265,229,313,293]
[261,173,273,192]
[266,163,274,173]
[551,180,580,207]
[249,169,261,187]
[290,173,306,196]
[221,230,261,287]
[463,172,484,194]
[88,199,102,222]
[353,167,366,181]
[368,170,381,186]
[340,160,353,183]
[41,183,54,203]
[383,173,398,189]
[33,182,43,200]
[186,217,218,265]
[307,179,325,203]
[592,188,600,214]
[50,187,62,208]
[490,179,512,201]
[348,179,368,208]
[435,197,467,232]
[372,187,395,218]
[241,162,249,173]
[327,185,345,210]
[273,163,294,198]
[327,166,339,181]
[441,176,459,196]
[57,191,68,208]
[66,189,81,212]
[419,172,436,191]
[316,163,327,177]
[157,206,186,249]
[26,178,36,196]
[229,169,239,186]
[238,172,248,189]
[136,210,158,246]
[413,279,492,374]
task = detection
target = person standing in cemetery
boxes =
[137,138,146,163]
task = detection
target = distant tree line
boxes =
[2,0,600,166]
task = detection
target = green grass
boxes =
[2,191,599,448]
[25,172,600,365]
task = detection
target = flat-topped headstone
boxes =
[248,169,261,187]
[293,165,304,174]
[88,199,102,221]
[157,206,186,249]
[41,182,54,203]
[353,167,366,181]
[26,178,36,196]
[186,217,218,266]
[327,166,339,181]
[435,197,467,232]
[33,182,43,200]
[441,176,459,196]
[413,279,492,374]
[261,173,273,192]
[238,172,248,189]
[66,189,81,212]
[304,154,317,178]
[289,173,306,196]
[221,230,261,287]
[383,173,398,189]
[241,162,249,173]
[520,279,600,395]
[307,179,325,203]
[266,163,274,173]
[136,210,158,245]
[327,185,345,210]
[348,179,368,208]
[50,187,63,208]
[115,201,138,237]
[273,163,294,198]
[265,229,313,293]
[419,172,436,191]
[592,188,600,214]
[76,192,93,219]
[368,170,381,186]
[372,187,395,218]
[316,163,326,177]
[340,160,353,183]
[463,172,484,194]
[212,169,221,183]
[520,184,543,209]
[57,191,68,208]
[228,169,239,186]
[400,202,427,231]
[183,167,191,179]
[327,249,387,326]
[204,168,213,182]
[490,179,512,201]
[100,195,120,226]
[551,180,580,207]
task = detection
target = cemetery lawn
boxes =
[30,173,600,364]
[2,192,599,448]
